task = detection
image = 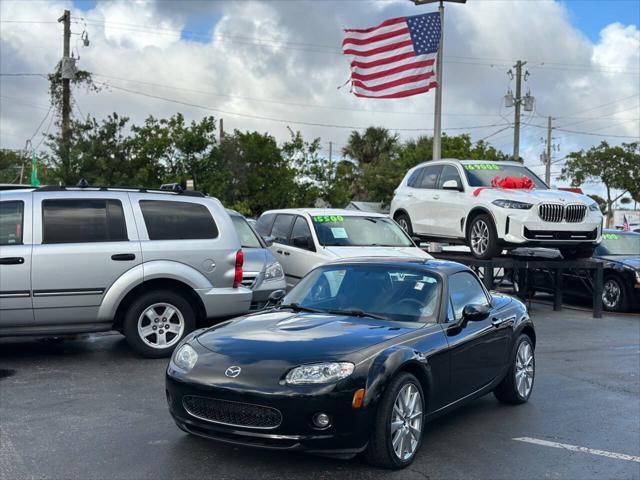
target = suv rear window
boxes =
[139,200,218,240]
[0,201,24,245]
[42,199,128,244]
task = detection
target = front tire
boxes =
[365,372,425,469]
[602,275,630,312]
[123,290,195,358]
[559,245,596,259]
[467,214,501,259]
[395,213,413,237]
[494,334,535,404]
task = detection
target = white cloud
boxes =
[0,0,638,198]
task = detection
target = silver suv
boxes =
[0,185,252,357]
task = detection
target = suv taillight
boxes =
[233,249,244,288]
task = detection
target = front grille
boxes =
[183,395,282,429]
[564,204,587,223]
[523,227,598,240]
[241,272,259,289]
[538,203,587,223]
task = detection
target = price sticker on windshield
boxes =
[313,215,344,223]
[602,233,619,240]
[464,163,501,171]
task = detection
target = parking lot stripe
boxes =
[513,437,640,463]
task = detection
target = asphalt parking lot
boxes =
[1,303,639,480]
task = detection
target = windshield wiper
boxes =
[325,308,390,321]
[279,303,325,314]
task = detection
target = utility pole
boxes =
[512,60,525,161]
[219,118,224,142]
[329,141,332,162]
[58,10,71,172]
[545,116,553,186]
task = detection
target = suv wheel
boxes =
[124,290,195,358]
[365,372,424,469]
[559,246,596,259]
[395,213,413,237]
[467,214,500,259]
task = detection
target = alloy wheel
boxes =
[137,302,185,349]
[390,383,423,461]
[515,341,534,398]
[470,220,489,255]
[602,279,621,309]
[398,218,409,233]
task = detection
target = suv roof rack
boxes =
[34,184,205,198]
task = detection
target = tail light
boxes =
[233,249,244,288]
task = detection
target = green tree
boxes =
[342,127,400,165]
[0,149,28,183]
[587,194,607,215]
[561,141,640,227]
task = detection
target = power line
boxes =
[556,94,640,119]
[557,104,640,129]
[529,123,639,139]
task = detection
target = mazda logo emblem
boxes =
[225,366,241,378]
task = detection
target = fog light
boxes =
[312,412,331,428]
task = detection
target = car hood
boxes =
[478,188,592,205]
[242,247,269,273]
[598,255,640,270]
[323,246,432,259]
[196,310,418,362]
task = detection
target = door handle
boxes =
[491,317,503,327]
[433,195,440,200]
[0,257,24,265]
[111,253,136,261]
[407,193,415,198]
[283,251,290,256]
[276,250,283,255]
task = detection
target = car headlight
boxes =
[285,362,354,385]
[172,344,198,372]
[492,199,533,209]
[264,262,284,282]
[588,202,600,212]
[635,270,640,284]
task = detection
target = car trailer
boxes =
[429,251,604,318]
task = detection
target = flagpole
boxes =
[432,0,444,161]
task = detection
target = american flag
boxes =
[623,214,630,231]
[342,13,441,99]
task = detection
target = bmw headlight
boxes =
[264,261,284,282]
[492,199,533,209]
[285,362,354,385]
[588,202,600,212]
[172,344,198,372]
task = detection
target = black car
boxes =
[166,258,535,469]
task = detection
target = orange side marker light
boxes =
[352,388,365,409]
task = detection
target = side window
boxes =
[42,199,128,244]
[418,165,443,189]
[407,168,424,188]
[139,200,218,240]
[449,272,488,319]
[437,165,463,190]
[290,216,314,251]
[0,201,24,245]
[256,213,276,236]
[270,214,294,244]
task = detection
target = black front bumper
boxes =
[166,375,372,455]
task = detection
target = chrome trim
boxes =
[538,203,587,223]
[182,395,283,430]
[0,291,31,298]
[241,271,260,289]
[32,289,104,297]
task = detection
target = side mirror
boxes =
[462,304,490,324]
[292,236,313,250]
[266,289,286,307]
[442,179,462,191]
[261,235,275,247]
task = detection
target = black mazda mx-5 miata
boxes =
[166,258,535,469]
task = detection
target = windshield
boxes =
[282,264,441,323]
[595,232,640,255]
[463,163,548,189]
[230,215,263,249]
[311,215,413,247]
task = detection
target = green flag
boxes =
[30,152,40,187]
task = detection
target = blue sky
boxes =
[563,0,639,40]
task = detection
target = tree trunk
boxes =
[606,186,613,228]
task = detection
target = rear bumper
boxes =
[165,375,371,454]
[195,287,252,319]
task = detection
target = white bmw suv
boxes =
[390,159,603,259]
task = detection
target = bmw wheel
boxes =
[124,290,195,358]
[602,275,630,312]
[365,372,425,469]
[467,214,500,260]
[494,334,535,404]
[395,213,413,237]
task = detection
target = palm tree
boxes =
[342,127,399,165]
